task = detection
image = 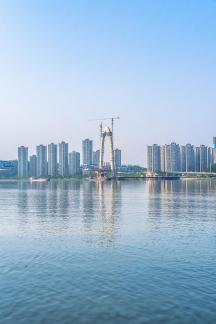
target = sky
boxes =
[0,0,216,165]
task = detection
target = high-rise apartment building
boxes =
[114,148,122,170]
[69,151,80,176]
[160,145,165,172]
[59,141,68,176]
[185,144,195,172]
[180,145,186,172]
[36,145,47,177]
[207,147,213,171]
[199,145,208,172]
[29,155,37,177]
[18,146,28,177]
[212,148,216,165]
[170,142,181,172]
[153,145,161,172]
[195,147,200,172]
[160,143,180,173]
[165,144,171,172]
[93,150,100,168]
[207,148,213,171]
[147,146,153,172]
[82,139,93,167]
[48,143,58,177]
[148,142,214,174]
[147,144,161,173]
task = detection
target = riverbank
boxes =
[1,173,216,182]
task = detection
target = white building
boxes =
[82,139,93,168]
[29,155,37,177]
[147,145,160,173]
[18,146,28,177]
[59,141,68,177]
[185,144,195,172]
[48,143,58,177]
[199,145,208,172]
[69,151,80,176]
[93,150,100,168]
[36,145,47,177]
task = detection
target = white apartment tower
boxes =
[18,146,28,177]
[59,141,68,177]
[48,143,58,177]
[82,139,93,167]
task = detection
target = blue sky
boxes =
[0,0,216,164]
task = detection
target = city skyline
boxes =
[3,135,216,167]
[16,138,123,178]
[147,142,216,173]
[1,1,216,164]
[15,137,216,175]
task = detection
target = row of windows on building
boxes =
[18,139,122,177]
[147,143,216,173]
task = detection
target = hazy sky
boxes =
[0,0,216,165]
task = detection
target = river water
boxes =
[1,179,216,323]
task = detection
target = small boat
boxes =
[29,177,50,183]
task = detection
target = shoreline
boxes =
[1,175,216,182]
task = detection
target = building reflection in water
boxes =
[58,180,70,218]
[17,180,81,231]
[17,181,45,229]
[16,179,121,242]
[48,180,58,215]
[147,179,216,195]
[31,182,48,219]
[82,181,95,230]
[146,179,216,225]
[47,180,81,221]
[70,181,81,211]
[17,181,29,217]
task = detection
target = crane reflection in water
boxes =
[96,180,121,242]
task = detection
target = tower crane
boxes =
[89,116,120,135]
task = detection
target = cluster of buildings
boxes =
[18,139,122,178]
[147,140,216,173]
[0,160,18,178]
[5,136,216,178]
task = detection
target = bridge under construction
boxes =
[93,117,120,179]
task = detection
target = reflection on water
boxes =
[5,178,216,240]
[1,179,216,324]
[146,179,216,224]
[15,180,122,243]
[146,178,216,194]
[82,181,95,229]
